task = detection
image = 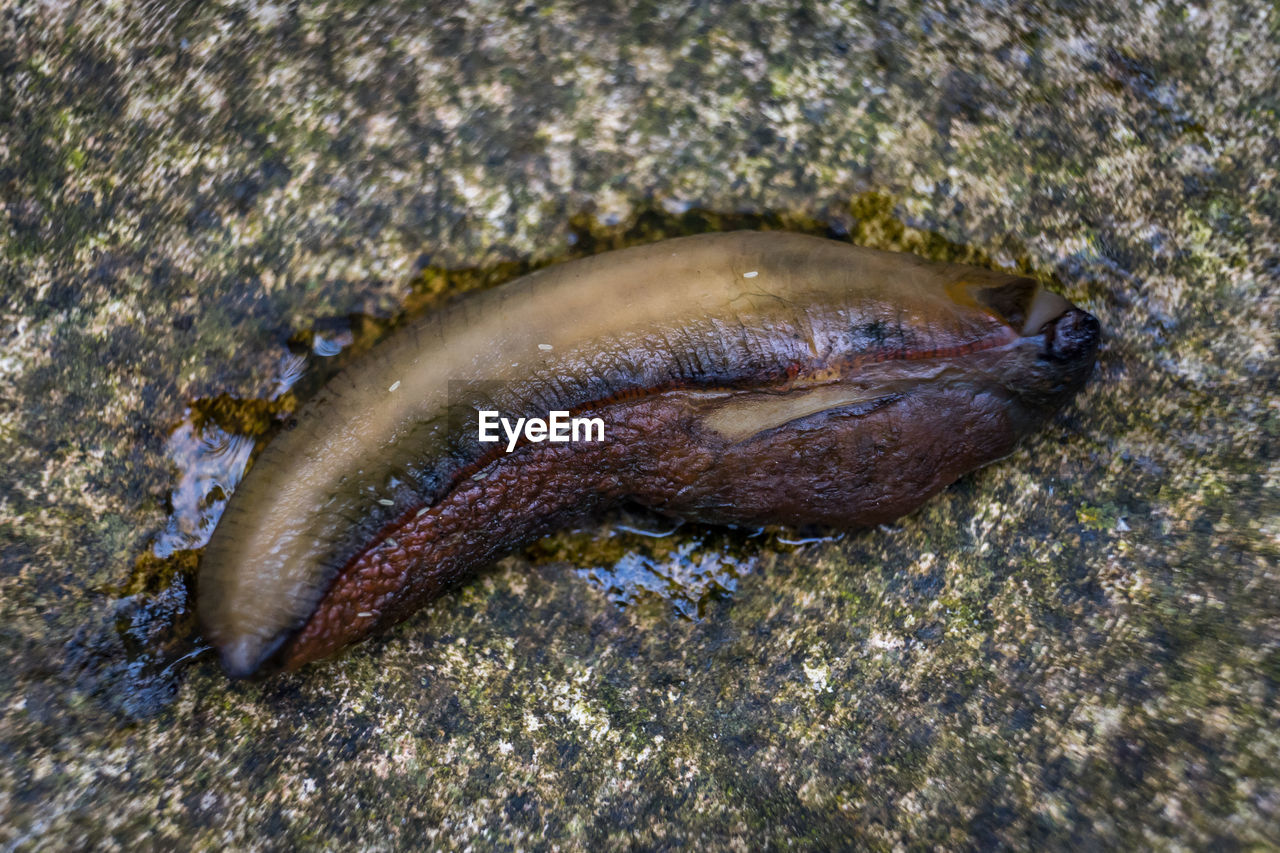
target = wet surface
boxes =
[2,0,1278,848]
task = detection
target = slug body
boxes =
[199,232,1099,676]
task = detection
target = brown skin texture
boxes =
[198,233,1100,676]
[283,362,1024,670]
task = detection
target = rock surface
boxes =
[2,0,1277,848]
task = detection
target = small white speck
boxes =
[384,538,398,548]
[416,506,430,517]
[743,270,759,278]
[357,611,373,618]
[388,380,401,392]
[378,498,394,506]
[538,343,553,351]
[802,661,830,692]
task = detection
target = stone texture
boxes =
[1,0,1277,848]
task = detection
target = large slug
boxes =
[198,231,1099,676]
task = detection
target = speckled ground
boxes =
[2,0,1278,849]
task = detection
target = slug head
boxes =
[952,273,1100,425]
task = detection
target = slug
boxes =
[198,231,1099,676]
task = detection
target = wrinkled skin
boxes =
[197,232,1100,676]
